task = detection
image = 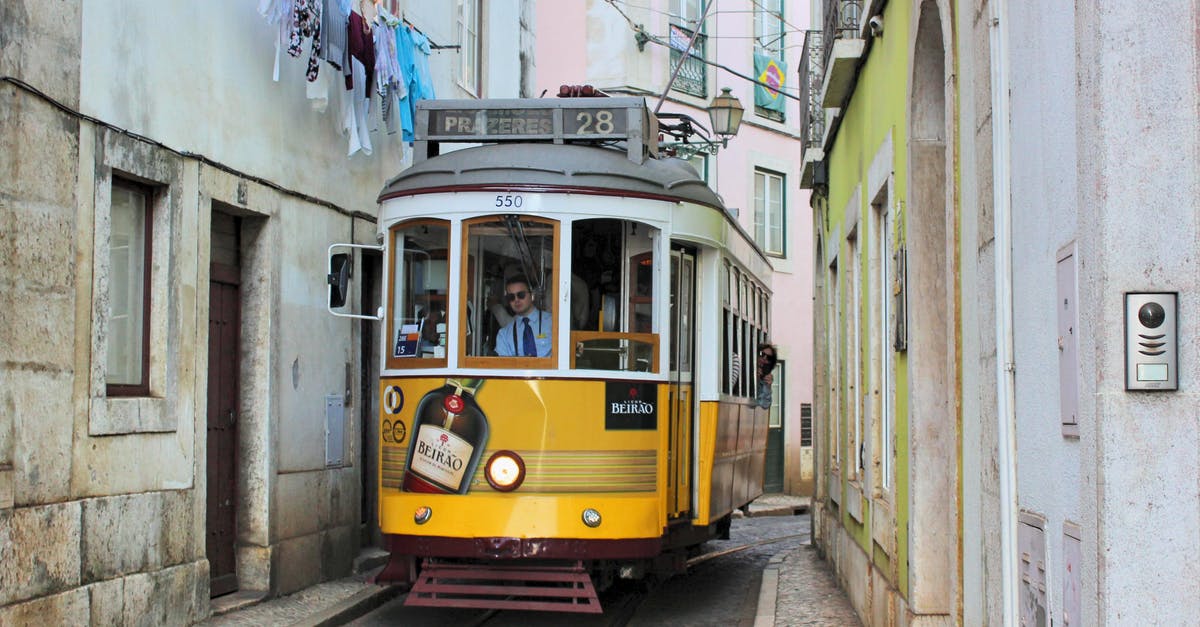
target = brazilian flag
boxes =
[754,52,787,113]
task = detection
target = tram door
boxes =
[667,247,697,518]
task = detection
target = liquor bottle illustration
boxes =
[402,378,489,494]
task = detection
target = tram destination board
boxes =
[417,98,656,162]
[429,108,556,138]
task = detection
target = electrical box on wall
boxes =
[1124,292,1178,391]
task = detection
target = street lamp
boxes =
[659,87,745,159]
[707,87,744,143]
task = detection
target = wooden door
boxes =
[207,262,240,597]
[764,362,784,493]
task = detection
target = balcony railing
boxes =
[670,25,708,98]
[821,0,863,75]
[799,30,825,151]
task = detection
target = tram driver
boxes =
[494,276,553,357]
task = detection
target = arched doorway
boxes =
[906,0,957,620]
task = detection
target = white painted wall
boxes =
[1073,1,1200,623]
[1007,0,1200,624]
[1008,0,1082,622]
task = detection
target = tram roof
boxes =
[377,143,724,210]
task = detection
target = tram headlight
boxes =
[582,508,602,528]
[414,506,432,525]
[485,451,525,491]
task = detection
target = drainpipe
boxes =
[988,1,1020,623]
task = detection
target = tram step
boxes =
[405,560,603,614]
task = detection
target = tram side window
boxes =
[462,215,557,362]
[388,220,450,367]
[721,260,771,399]
[570,219,660,372]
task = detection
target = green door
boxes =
[763,362,784,493]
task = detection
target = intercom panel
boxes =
[1124,292,1178,391]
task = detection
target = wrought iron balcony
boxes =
[669,25,708,98]
[799,30,825,152]
[821,0,863,76]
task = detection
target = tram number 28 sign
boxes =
[428,107,625,140]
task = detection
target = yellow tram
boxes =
[330,96,773,613]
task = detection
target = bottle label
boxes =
[410,424,473,489]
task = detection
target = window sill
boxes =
[89,396,176,436]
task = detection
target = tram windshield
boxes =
[387,220,450,367]
[463,215,558,363]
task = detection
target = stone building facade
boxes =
[0,0,532,623]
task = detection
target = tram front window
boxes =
[570,219,659,372]
[462,215,557,364]
[388,220,450,367]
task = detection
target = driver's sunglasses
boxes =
[505,290,529,302]
[759,351,774,359]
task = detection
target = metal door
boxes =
[206,262,240,597]
[668,247,697,517]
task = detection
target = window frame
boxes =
[457,0,481,96]
[753,0,786,122]
[754,168,787,257]
[106,177,154,397]
[459,215,559,369]
[385,218,452,371]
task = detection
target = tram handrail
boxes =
[570,331,659,372]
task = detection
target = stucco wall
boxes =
[1074,0,1200,622]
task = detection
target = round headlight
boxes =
[414,506,432,525]
[485,451,525,491]
[582,508,602,528]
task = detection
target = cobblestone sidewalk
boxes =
[773,545,861,626]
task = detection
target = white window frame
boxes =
[754,0,785,59]
[754,169,786,256]
[457,0,480,95]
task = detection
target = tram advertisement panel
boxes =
[380,378,661,495]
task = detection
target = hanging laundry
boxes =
[320,0,347,71]
[306,68,330,113]
[395,24,416,142]
[341,56,373,157]
[287,0,323,81]
[260,0,295,81]
[396,23,437,143]
[409,28,435,101]
[346,10,375,94]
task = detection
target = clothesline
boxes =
[260,0,440,159]
[401,16,460,51]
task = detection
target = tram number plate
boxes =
[494,194,524,208]
[565,108,622,136]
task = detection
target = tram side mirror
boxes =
[328,253,352,309]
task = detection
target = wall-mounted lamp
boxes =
[659,87,745,160]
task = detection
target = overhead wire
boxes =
[604,0,804,102]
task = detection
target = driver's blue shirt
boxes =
[495,309,553,357]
